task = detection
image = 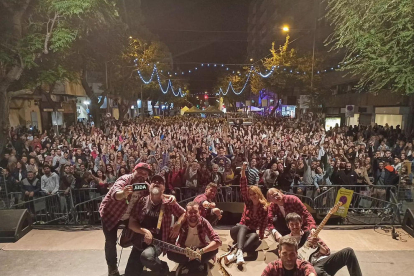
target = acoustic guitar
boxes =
[297,201,343,263]
[119,228,201,261]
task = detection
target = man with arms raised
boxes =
[126,175,186,275]
[168,201,221,274]
[284,213,362,276]
[193,183,222,225]
[262,236,316,276]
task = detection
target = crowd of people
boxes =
[1,115,413,207]
[1,114,414,275]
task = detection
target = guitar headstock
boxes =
[185,247,202,261]
[329,201,343,214]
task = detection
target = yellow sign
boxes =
[334,188,354,217]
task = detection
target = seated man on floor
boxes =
[262,236,316,276]
[285,212,362,276]
[193,183,223,225]
[168,201,221,274]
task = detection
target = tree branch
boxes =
[8,89,33,98]
[44,11,58,55]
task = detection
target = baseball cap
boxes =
[134,163,152,174]
[151,175,165,185]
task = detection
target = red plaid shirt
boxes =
[177,216,222,248]
[99,174,138,231]
[267,195,316,232]
[239,176,268,239]
[130,195,185,250]
[193,193,209,218]
[261,259,316,276]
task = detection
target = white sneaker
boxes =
[224,253,236,265]
[236,250,245,265]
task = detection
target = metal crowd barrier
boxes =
[73,195,105,225]
[10,190,75,225]
[0,179,10,209]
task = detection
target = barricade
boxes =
[73,195,105,225]
[71,188,101,206]
[313,185,401,225]
[0,179,10,209]
[10,190,74,225]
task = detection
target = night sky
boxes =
[141,0,250,95]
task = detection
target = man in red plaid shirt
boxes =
[126,175,186,276]
[267,188,317,241]
[168,201,221,274]
[193,182,223,225]
[262,236,316,276]
[99,163,152,276]
[285,213,362,276]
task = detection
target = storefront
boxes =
[375,107,410,129]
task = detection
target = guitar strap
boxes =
[298,231,311,248]
[156,204,165,234]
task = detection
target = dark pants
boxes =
[230,224,261,252]
[167,249,218,270]
[125,245,168,276]
[314,247,362,276]
[272,216,290,236]
[102,220,125,268]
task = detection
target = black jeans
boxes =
[102,221,123,268]
[230,224,261,252]
[314,247,362,276]
[125,245,168,276]
[167,249,218,270]
[272,216,290,236]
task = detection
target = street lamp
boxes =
[282,25,290,32]
[249,58,254,62]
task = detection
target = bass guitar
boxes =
[297,201,342,263]
[119,228,201,261]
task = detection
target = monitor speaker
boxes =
[0,209,32,242]
[402,208,414,238]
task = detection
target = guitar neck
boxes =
[313,211,334,237]
[152,238,186,255]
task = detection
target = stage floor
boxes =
[1,227,413,276]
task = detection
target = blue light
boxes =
[226,68,229,70]
[331,68,334,70]
[175,73,177,75]
[214,64,217,67]
[195,67,198,70]
[201,63,204,66]
[189,70,191,73]
[207,64,210,67]
[221,64,224,67]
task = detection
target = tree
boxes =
[0,0,118,150]
[326,0,414,133]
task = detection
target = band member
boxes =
[225,162,268,265]
[193,183,223,225]
[261,236,316,276]
[267,188,316,241]
[99,163,152,276]
[126,175,186,276]
[285,213,362,276]
[168,201,221,274]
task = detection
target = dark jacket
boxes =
[21,177,41,193]
[333,169,358,186]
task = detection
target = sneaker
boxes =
[236,250,245,265]
[108,265,120,276]
[224,253,236,265]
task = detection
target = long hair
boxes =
[248,185,269,210]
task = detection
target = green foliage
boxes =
[326,0,414,94]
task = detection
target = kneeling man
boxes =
[168,201,221,273]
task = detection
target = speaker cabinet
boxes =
[402,208,414,238]
[0,209,32,242]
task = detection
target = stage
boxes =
[0,227,413,276]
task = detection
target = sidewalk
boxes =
[0,228,413,276]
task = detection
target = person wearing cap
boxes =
[126,174,186,276]
[99,163,175,276]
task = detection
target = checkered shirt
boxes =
[193,193,209,218]
[267,195,316,232]
[99,174,137,231]
[261,259,316,276]
[239,176,268,239]
[130,195,186,251]
[177,216,222,248]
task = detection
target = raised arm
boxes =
[240,162,249,203]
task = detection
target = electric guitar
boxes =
[119,228,201,261]
[297,201,343,263]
